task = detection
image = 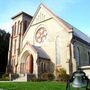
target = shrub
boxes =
[56,68,70,81]
[1,73,9,81]
[41,73,55,81]
[48,73,55,80]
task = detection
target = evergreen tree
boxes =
[0,29,10,75]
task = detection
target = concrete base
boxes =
[9,73,36,81]
[81,66,90,79]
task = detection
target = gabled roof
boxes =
[23,3,90,44]
[31,3,72,32]
[73,28,90,44]
[23,3,72,39]
[33,45,50,60]
[57,17,90,44]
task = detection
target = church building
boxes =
[8,4,90,81]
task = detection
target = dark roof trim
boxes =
[73,35,90,46]
[12,11,33,19]
[38,56,50,61]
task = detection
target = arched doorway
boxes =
[25,54,33,73]
[20,51,33,74]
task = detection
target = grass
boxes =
[0,81,66,90]
[0,81,87,90]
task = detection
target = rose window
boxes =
[35,27,47,43]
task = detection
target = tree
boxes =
[0,29,10,75]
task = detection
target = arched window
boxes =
[20,21,22,33]
[41,62,43,73]
[23,21,27,34]
[17,20,20,34]
[14,22,16,36]
[75,46,80,66]
[56,36,61,65]
[14,39,17,54]
[44,63,46,72]
[12,25,14,36]
[88,52,90,64]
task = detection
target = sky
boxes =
[0,0,90,37]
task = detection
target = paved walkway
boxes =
[0,81,12,82]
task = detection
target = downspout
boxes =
[69,41,73,75]
[68,28,73,75]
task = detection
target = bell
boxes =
[72,72,87,88]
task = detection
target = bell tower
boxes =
[8,12,33,73]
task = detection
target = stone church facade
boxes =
[8,4,90,80]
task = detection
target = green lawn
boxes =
[0,81,66,90]
[0,81,87,90]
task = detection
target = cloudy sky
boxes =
[0,0,90,36]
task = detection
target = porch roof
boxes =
[33,45,50,60]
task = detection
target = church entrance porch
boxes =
[20,54,33,74]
